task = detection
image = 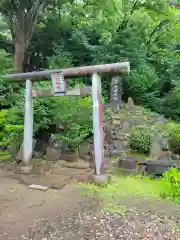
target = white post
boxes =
[92,73,104,175]
[23,79,33,165]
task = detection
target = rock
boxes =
[112,118,121,125]
[89,174,111,186]
[129,117,146,126]
[150,134,162,157]
[46,147,60,161]
[155,115,166,124]
[146,119,158,125]
[118,156,137,170]
[111,149,123,157]
[59,150,79,162]
[171,154,180,161]
[33,151,44,159]
[122,121,130,131]
[159,137,169,151]
[104,130,114,143]
[113,141,125,150]
[16,139,37,162]
[150,131,169,157]
[156,151,174,162]
[20,165,33,174]
[127,97,135,109]
[48,134,56,147]
[79,142,91,160]
[104,148,111,158]
[7,145,18,160]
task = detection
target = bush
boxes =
[0,109,24,149]
[167,122,180,154]
[161,85,180,121]
[4,124,24,149]
[0,110,8,147]
[53,94,92,151]
[128,125,152,154]
[0,50,15,108]
[161,168,180,202]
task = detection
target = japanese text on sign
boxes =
[51,72,66,94]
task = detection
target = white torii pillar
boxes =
[23,79,33,165]
[92,73,104,175]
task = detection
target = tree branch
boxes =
[25,0,48,49]
[130,0,140,15]
[147,20,169,45]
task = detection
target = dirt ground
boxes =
[0,164,180,240]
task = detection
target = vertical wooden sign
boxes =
[51,72,67,95]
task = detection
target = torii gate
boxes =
[5,62,130,176]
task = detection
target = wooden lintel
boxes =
[5,62,130,82]
[32,87,92,98]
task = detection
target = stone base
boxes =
[89,174,111,186]
[20,165,33,175]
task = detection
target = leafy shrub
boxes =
[166,122,180,154]
[0,110,8,128]
[53,94,92,151]
[0,110,8,147]
[161,168,180,202]
[0,109,23,149]
[0,50,15,108]
[128,125,152,154]
[161,85,180,121]
[4,124,24,149]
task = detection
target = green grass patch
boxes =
[79,174,178,215]
[0,150,12,162]
[80,175,167,200]
[104,203,129,216]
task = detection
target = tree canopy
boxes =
[0,0,179,149]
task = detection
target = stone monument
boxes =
[110,76,123,110]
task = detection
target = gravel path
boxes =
[20,205,180,240]
[0,171,179,240]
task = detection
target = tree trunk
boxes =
[13,31,26,72]
[10,0,48,72]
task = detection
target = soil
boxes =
[0,162,180,240]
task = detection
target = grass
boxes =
[81,175,167,200]
[0,150,12,162]
[79,174,177,215]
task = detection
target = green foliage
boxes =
[0,109,8,127]
[0,109,8,147]
[0,150,12,162]
[4,124,23,148]
[161,85,180,121]
[0,50,14,107]
[80,174,170,206]
[53,94,92,150]
[128,125,152,154]
[0,109,23,149]
[48,43,73,69]
[166,122,180,154]
[161,168,180,202]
